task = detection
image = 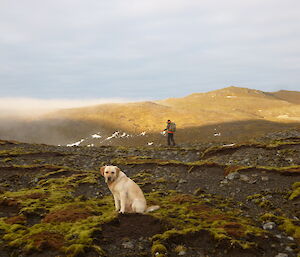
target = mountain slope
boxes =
[271,90,300,104]
[50,86,300,132]
[0,86,299,146]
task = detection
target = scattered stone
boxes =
[178,250,187,255]
[178,179,187,184]
[275,253,288,257]
[263,222,276,230]
[287,236,294,241]
[240,174,250,182]
[220,179,229,185]
[261,176,269,181]
[248,178,257,184]
[122,241,134,249]
[285,246,293,252]
[226,172,240,180]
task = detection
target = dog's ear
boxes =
[115,167,120,177]
[100,166,106,176]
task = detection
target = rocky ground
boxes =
[0,130,299,257]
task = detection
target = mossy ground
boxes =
[0,138,299,257]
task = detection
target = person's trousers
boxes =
[167,133,176,146]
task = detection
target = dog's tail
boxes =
[146,205,160,213]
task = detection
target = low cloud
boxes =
[0,97,141,118]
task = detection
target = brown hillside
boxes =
[48,86,300,133]
[0,86,299,145]
[271,90,300,104]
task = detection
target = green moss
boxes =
[0,196,115,255]
[260,213,300,243]
[111,156,222,170]
[147,191,266,251]
[0,164,116,255]
[226,165,300,175]
[151,242,167,257]
[1,157,12,163]
[64,244,85,257]
[279,219,300,241]
[156,178,168,183]
[289,182,300,200]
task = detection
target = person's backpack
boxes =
[169,122,176,132]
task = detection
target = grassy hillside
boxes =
[50,86,300,133]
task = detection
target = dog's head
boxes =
[100,165,120,184]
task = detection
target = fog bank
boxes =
[0,97,140,118]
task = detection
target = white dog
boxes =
[100,165,159,213]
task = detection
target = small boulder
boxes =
[263,222,276,230]
[226,172,240,180]
[240,174,250,182]
[261,176,269,181]
[275,253,288,257]
[122,241,134,249]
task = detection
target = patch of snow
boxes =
[277,114,289,119]
[87,144,94,147]
[92,134,102,139]
[140,131,146,136]
[67,139,85,147]
[148,142,154,146]
[214,132,221,137]
[106,131,120,140]
[226,95,237,98]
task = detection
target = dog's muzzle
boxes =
[105,176,112,183]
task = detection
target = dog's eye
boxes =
[111,171,115,174]
[105,171,109,174]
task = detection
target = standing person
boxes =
[163,120,176,146]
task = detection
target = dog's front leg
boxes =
[119,192,127,213]
[113,195,120,212]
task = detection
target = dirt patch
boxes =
[0,198,20,217]
[165,230,279,257]
[97,214,167,257]
[29,231,65,251]
[100,213,166,242]
[0,166,60,191]
[43,205,95,223]
[73,182,107,199]
[5,215,26,224]
[26,213,43,226]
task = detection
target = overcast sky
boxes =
[0,0,299,102]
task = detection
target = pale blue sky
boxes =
[0,0,299,101]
